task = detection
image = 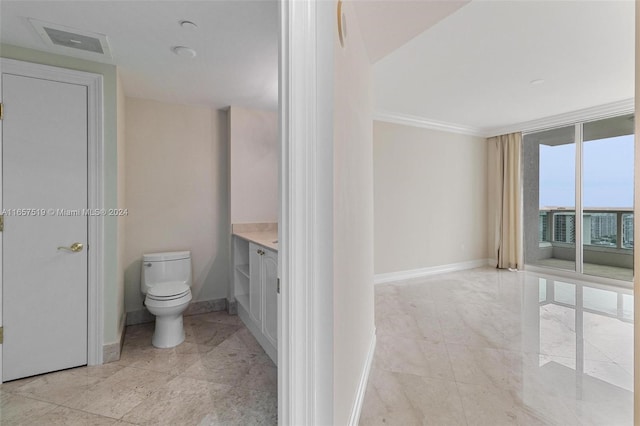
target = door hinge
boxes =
[0,327,3,344]
[0,215,4,232]
[0,103,3,120]
[277,278,280,294]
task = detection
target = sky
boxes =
[539,134,634,208]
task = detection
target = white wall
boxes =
[124,98,229,313]
[373,121,489,274]
[333,2,376,423]
[229,106,278,224]
[633,1,639,419]
[116,71,126,338]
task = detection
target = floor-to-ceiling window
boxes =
[523,113,634,283]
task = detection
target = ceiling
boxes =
[373,0,635,135]
[352,0,469,63]
[0,1,278,110]
[1,0,634,129]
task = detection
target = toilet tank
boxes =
[141,251,192,295]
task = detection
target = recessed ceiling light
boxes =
[172,46,197,58]
[179,20,198,30]
[530,79,545,85]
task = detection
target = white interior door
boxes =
[2,73,88,381]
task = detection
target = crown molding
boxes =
[374,98,635,139]
[373,110,488,137]
[487,98,635,137]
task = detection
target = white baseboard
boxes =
[102,342,119,364]
[348,328,376,426]
[126,297,227,326]
[374,259,493,284]
[103,312,127,364]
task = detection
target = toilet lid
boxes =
[147,281,190,299]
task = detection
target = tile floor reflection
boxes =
[0,311,277,425]
[534,258,633,282]
[361,267,633,425]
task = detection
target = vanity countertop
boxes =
[232,223,278,251]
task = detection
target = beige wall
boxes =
[0,44,121,344]
[124,98,230,313]
[229,106,278,224]
[373,122,489,274]
[333,2,376,423]
[116,71,126,338]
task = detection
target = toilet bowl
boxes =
[141,251,193,348]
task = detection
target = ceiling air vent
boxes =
[29,19,112,60]
[44,27,104,54]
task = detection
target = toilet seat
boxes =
[146,281,190,301]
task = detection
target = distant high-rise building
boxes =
[539,212,549,242]
[623,214,634,248]
[541,210,632,248]
[590,213,616,240]
[554,213,575,243]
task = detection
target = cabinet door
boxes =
[249,243,262,326]
[263,249,278,347]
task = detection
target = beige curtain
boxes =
[489,132,523,270]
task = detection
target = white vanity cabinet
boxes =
[261,248,278,348]
[249,244,263,325]
[233,236,278,364]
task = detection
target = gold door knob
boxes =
[58,242,84,253]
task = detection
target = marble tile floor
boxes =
[360,267,634,425]
[0,311,277,425]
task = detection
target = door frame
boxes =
[278,0,334,424]
[0,58,105,379]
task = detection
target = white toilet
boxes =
[140,251,193,348]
